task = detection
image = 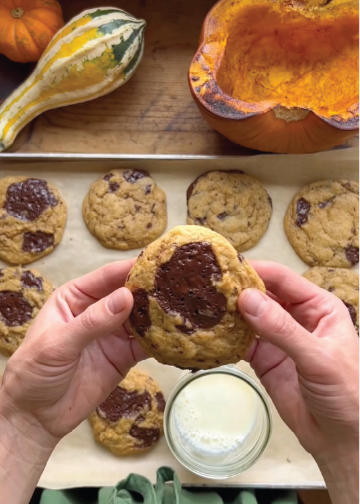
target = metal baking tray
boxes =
[0,151,358,489]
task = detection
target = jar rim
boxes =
[164,365,273,480]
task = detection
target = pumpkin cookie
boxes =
[88,368,165,456]
[303,267,359,332]
[125,225,265,370]
[0,266,53,356]
[187,170,272,252]
[0,176,67,265]
[83,169,167,250]
[284,180,359,268]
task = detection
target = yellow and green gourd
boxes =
[0,7,146,152]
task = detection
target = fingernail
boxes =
[107,288,127,315]
[241,289,268,317]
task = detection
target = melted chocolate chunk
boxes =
[0,291,32,327]
[97,386,152,422]
[186,179,200,201]
[217,212,228,221]
[238,253,244,262]
[5,179,57,221]
[194,217,206,225]
[145,185,152,195]
[318,197,335,209]
[176,324,194,334]
[155,392,166,412]
[154,242,227,333]
[129,425,160,448]
[123,170,149,184]
[343,301,357,326]
[109,182,119,193]
[328,286,335,292]
[22,231,54,253]
[0,269,3,278]
[21,271,43,291]
[103,173,114,181]
[345,245,359,265]
[130,289,151,337]
[296,198,311,227]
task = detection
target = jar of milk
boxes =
[164,366,272,479]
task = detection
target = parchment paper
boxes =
[0,147,358,489]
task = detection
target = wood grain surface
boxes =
[298,490,332,504]
[0,0,252,156]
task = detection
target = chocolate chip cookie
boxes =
[284,180,359,268]
[88,368,165,456]
[83,169,167,250]
[125,225,265,370]
[0,266,53,356]
[303,267,359,332]
[0,176,67,265]
[187,170,272,252]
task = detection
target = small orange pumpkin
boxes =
[189,0,359,154]
[0,0,64,63]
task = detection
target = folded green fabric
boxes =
[40,467,298,504]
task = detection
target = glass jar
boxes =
[164,365,272,480]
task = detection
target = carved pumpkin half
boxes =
[0,0,64,63]
[189,0,359,153]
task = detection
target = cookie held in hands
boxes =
[187,170,272,252]
[89,368,165,456]
[125,225,265,370]
[83,169,167,250]
[0,176,67,265]
[0,266,53,356]
[284,180,359,268]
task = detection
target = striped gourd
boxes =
[0,7,146,152]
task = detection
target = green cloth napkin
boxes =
[40,467,297,504]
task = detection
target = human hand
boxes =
[239,261,359,457]
[0,259,146,445]
[239,262,359,504]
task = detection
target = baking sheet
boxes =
[0,147,358,489]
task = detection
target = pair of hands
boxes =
[0,259,358,502]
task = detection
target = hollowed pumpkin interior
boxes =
[215,5,359,118]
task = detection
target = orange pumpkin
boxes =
[189,0,359,154]
[0,0,64,63]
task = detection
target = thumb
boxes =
[239,289,319,373]
[64,287,133,354]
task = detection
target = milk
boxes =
[173,373,258,461]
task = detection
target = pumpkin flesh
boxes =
[216,5,358,120]
[189,0,359,153]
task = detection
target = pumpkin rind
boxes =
[189,0,359,153]
[0,0,65,63]
[0,7,146,152]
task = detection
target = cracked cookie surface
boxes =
[303,266,359,332]
[125,225,265,370]
[88,368,165,456]
[187,170,272,252]
[83,169,167,250]
[284,180,359,268]
[0,266,53,356]
[0,176,67,265]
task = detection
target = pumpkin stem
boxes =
[11,7,24,18]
